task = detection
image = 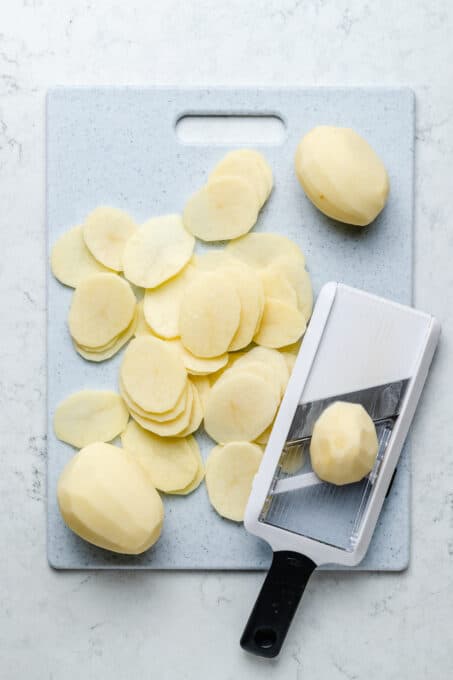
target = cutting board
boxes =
[47,87,414,570]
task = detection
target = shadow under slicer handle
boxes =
[240,551,317,658]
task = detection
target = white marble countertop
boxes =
[1,1,452,678]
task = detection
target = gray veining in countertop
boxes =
[0,1,452,678]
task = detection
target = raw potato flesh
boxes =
[209,149,270,207]
[310,401,379,485]
[121,421,198,493]
[123,214,194,288]
[183,176,259,242]
[83,207,137,271]
[204,372,280,443]
[58,443,164,555]
[74,306,138,362]
[254,298,306,349]
[169,437,205,495]
[205,442,263,521]
[143,264,198,339]
[274,257,313,319]
[190,375,210,412]
[129,386,194,436]
[259,266,298,306]
[168,339,228,376]
[280,443,306,474]
[228,263,264,350]
[295,126,390,227]
[120,377,191,422]
[176,382,204,437]
[121,336,187,413]
[226,232,305,269]
[179,272,241,358]
[134,301,155,338]
[235,346,289,397]
[54,390,129,448]
[68,273,136,348]
[51,225,112,288]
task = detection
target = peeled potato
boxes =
[68,273,136,348]
[83,207,137,271]
[209,149,271,207]
[51,225,112,288]
[183,176,259,242]
[143,264,198,339]
[58,443,164,554]
[310,401,379,485]
[235,346,289,397]
[121,336,187,414]
[121,421,198,493]
[74,305,138,361]
[254,298,306,349]
[179,271,241,358]
[176,382,204,437]
[123,214,194,288]
[295,126,390,227]
[228,264,264,351]
[205,442,263,521]
[54,390,129,448]
[226,232,305,269]
[169,437,205,495]
[274,257,313,319]
[204,372,280,443]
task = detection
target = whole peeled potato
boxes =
[295,126,390,227]
[310,401,378,485]
[58,442,164,555]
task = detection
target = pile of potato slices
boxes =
[51,149,313,553]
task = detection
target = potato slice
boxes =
[228,264,264,351]
[83,207,137,271]
[74,305,138,361]
[190,375,210,412]
[179,271,241,358]
[128,381,194,435]
[69,273,136,348]
[274,257,313,319]
[120,377,191,422]
[58,442,163,555]
[259,266,298,307]
[205,442,263,521]
[51,224,112,288]
[204,372,279,443]
[169,437,205,495]
[134,300,155,338]
[209,149,270,207]
[192,250,240,272]
[310,401,379,485]
[121,420,198,493]
[143,264,197,339]
[168,339,228,376]
[121,336,187,413]
[183,176,259,242]
[54,390,129,448]
[123,214,194,288]
[280,350,297,376]
[255,421,273,446]
[233,346,289,397]
[254,298,306,349]
[176,383,203,437]
[226,232,305,269]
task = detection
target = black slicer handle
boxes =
[240,551,317,658]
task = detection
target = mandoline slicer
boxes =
[241,282,440,658]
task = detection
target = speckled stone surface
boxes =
[47,86,414,570]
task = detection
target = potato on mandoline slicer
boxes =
[240,282,440,658]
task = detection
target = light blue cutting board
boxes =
[47,87,414,570]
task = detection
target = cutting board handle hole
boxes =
[175,114,286,146]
